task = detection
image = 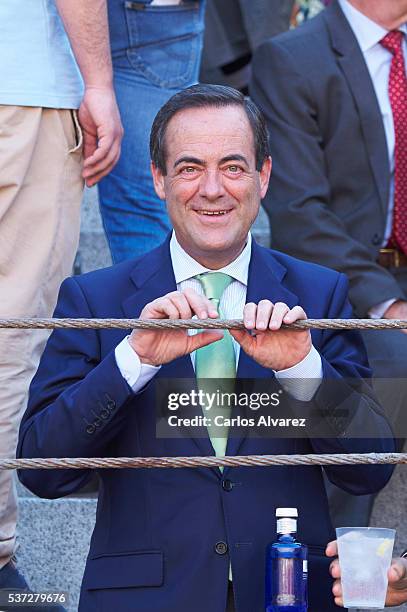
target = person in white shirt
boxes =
[0,0,123,598]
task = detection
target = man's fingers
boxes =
[326,540,338,557]
[243,301,303,331]
[84,148,118,180]
[83,133,114,167]
[83,141,119,180]
[269,301,290,330]
[388,558,407,584]
[332,578,344,607]
[166,292,193,320]
[332,577,343,598]
[256,299,274,330]
[82,130,98,162]
[143,298,180,320]
[326,540,344,607]
[243,302,257,329]
[283,305,307,324]
[329,559,341,579]
[183,287,218,319]
[83,134,118,171]
[85,152,120,186]
[188,331,223,352]
[140,290,218,321]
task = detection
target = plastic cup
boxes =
[336,527,395,609]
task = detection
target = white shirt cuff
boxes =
[115,336,161,392]
[368,298,397,319]
[274,345,323,401]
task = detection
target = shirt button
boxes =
[215,541,228,555]
[372,233,382,246]
[222,479,233,492]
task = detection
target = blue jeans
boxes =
[99,0,206,263]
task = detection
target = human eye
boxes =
[180,166,198,175]
[224,164,243,175]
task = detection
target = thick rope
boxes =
[2,453,406,470]
[3,319,404,471]
[0,318,407,330]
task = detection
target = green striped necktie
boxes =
[195,272,236,459]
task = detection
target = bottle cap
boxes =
[276,508,298,518]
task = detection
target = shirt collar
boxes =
[339,0,407,52]
[170,231,251,287]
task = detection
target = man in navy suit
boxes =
[17,85,394,612]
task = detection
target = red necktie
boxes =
[380,31,407,254]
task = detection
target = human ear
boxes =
[259,156,272,198]
[151,162,166,200]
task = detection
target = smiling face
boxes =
[151,105,272,269]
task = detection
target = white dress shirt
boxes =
[115,232,323,401]
[339,0,407,317]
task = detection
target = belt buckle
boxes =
[380,247,400,267]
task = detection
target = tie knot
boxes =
[380,30,405,55]
[196,272,233,301]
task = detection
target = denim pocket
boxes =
[124,0,203,88]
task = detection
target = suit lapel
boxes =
[122,238,216,462]
[323,1,389,216]
[225,242,299,464]
[122,238,177,321]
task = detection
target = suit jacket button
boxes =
[222,479,233,492]
[372,233,382,246]
[86,425,95,435]
[215,541,228,555]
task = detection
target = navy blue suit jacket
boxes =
[17,239,394,612]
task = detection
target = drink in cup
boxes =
[336,527,395,609]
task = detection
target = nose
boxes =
[198,169,226,201]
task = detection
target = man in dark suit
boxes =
[17,85,394,612]
[250,0,407,524]
[251,0,407,321]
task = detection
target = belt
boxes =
[377,247,407,268]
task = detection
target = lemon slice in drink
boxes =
[377,539,392,556]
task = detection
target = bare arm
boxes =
[56,0,123,186]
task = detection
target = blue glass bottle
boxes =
[265,508,308,612]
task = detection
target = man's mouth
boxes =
[195,210,231,216]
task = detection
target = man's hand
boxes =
[78,86,123,187]
[54,0,123,186]
[229,301,312,371]
[326,540,407,607]
[384,300,407,335]
[129,289,223,366]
